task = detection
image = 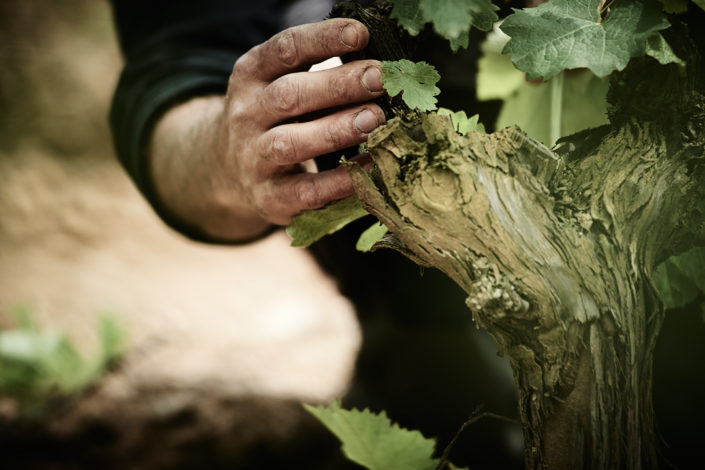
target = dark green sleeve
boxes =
[108,0,282,241]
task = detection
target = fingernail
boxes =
[356,154,373,170]
[362,66,383,92]
[354,109,379,134]
[341,24,358,48]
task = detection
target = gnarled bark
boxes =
[345,35,705,469]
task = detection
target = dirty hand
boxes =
[150,19,386,242]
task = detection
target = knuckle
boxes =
[227,100,248,125]
[275,29,298,66]
[266,129,296,164]
[295,178,322,211]
[266,77,300,114]
[252,183,275,214]
[324,119,348,151]
[329,70,357,103]
[233,49,258,77]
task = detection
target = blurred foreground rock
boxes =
[0,1,360,468]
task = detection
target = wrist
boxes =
[149,96,272,242]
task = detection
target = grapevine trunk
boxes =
[345,42,705,467]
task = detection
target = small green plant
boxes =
[0,307,126,413]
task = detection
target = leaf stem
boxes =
[549,71,564,145]
[598,0,615,22]
[434,405,519,470]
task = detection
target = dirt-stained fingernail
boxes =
[341,24,359,48]
[354,109,380,134]
[362,66,383,92]
[356,154,373,170]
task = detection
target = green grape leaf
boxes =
[500,0,671,80]
[471,9,499,31]
[356,222,389,252]
[381,59,441,111]
[645,32,685,67]
[693,0,705,11]
[389,0,497,50]
[304,401,438,470]
[657,0,689,12]
[653,247,705,309]
[447,31,470,52]
[287,196,368,247]
[420,0,498,43]
[438,109,486,135]
[390,0,426,36]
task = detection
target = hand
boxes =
[150,19,385,242]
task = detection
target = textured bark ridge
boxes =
[345,34,705,469]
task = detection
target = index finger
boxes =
[235,19,369,83]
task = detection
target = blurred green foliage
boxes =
[0,307,125,413]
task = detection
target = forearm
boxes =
[149,96,272,242]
